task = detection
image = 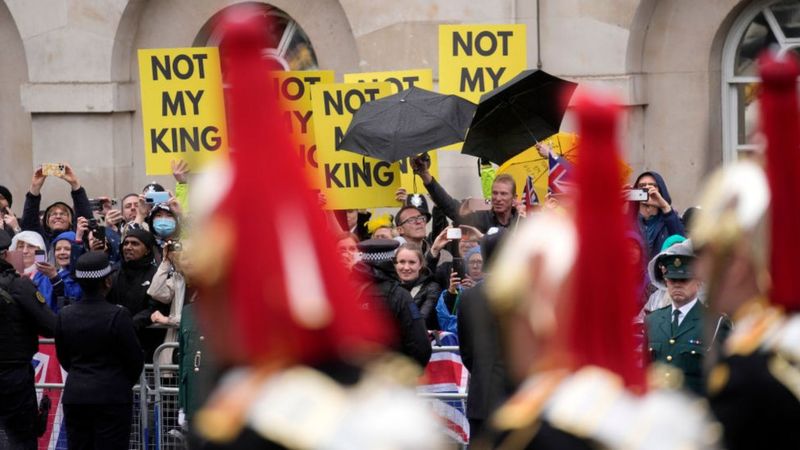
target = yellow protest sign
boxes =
[138,48,228,175]
[311,82,400,209]
[344,69,439,193]
[439,24,527,103]
[268,70,334,186]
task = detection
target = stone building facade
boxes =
[0,0,794,213]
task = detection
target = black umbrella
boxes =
[337,87,477,163]
[461,70,578,165]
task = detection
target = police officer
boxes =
[55,251,144,450]
[0,229,56,449]
[645,242,730,395]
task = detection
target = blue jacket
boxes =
[52,231,83,304]
[32,271,58,313]
[635,171,685,259]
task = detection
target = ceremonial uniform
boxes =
[487,367,720,450]
[0,230,56,449]
[706,300,800,450]
[644,251,730,395]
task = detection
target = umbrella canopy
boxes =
[497,132,632,200]
[462,69,578,165]
[337,86,477,162]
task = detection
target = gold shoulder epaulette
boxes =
[194,366,275,443]
[491,369,569,431]
[725,299,782,356]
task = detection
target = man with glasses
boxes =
[633,171,685,259]
[395,205,431,253]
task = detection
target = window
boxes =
[722,0,800,162]
[195,3,319,72]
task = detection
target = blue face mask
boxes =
[152,217,176,237]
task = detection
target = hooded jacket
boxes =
[21,187,92,250]
[634,171,685,259]
[51,231,82,303]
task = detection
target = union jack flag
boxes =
[418,331,470,444]
[548,153,574,195]
[523,175,539,210]
[33,341,68,450]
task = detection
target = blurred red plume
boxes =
[758,50,800,313]
[568,91,646,391]
[207,9,392,365]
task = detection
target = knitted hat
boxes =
[0,185,12,207]
[124,229,156,250]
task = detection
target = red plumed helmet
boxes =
[567,91,646,391]
[758,50,800,313]
[199,8,393,366]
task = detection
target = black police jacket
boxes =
[55,293,144,404]
[0,260,56,364]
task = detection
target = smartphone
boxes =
[42,163,66,177]
[145,191,170,204]
[452,257,465,279]
[35,249,46,264]
[446,228,462,240]
[466,197,492,212]
[625,189,650,202]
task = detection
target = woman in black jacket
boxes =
[394,243,441,330]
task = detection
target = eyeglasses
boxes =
[399,215,426,226]
[636,182,657,189]
[468,260,484,267]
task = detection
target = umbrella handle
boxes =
[506,100,540,145]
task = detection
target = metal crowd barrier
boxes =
[35,340,469,450]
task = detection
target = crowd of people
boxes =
[2,52,800,450]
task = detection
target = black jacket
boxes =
[0,260,56,364]
[354,261,431,367]
[424,177,520,233]
[55,293,144,404]
[400,268,441,330]
[457,284,513,422]
[21,188,92,250]
[107,253,167,362]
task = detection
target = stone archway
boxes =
[627,0,750,209]
[0,1,32,210]
[111,0,360,192]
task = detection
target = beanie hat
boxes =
[124,229,156,251]
[0,185,12,207]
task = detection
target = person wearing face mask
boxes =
[146,204,181,260]
[394,244,441,330]
[10,230,66,313]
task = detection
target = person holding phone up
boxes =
[435,245,484,333]
[9,230,66,313]
[20,163,93,251]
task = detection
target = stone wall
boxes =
[0,0,754,213]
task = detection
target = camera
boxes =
[446,228,462,240]
[166,241,183,252]
[410,152,431,173]
[87,218,106,243]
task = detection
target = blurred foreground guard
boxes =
[692,51,800,450]
[187,8,443,450]
[481,93,721,449]
[55,251,144,450]
[0,229,56,449]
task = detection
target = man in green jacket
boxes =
[645,243,730,394]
